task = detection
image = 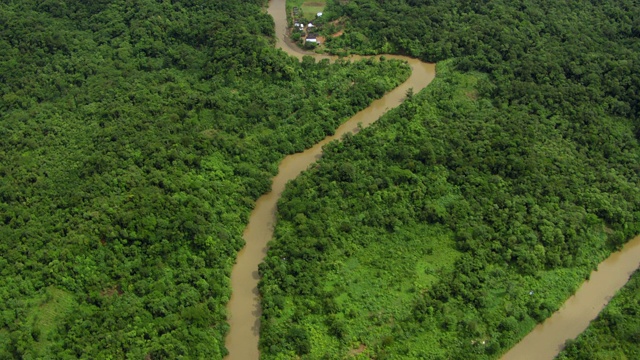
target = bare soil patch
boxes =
[348,344,367,356]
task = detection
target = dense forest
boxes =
[0,0,411,358]
[259,0,640,358]
[557,270,640,360]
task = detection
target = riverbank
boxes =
[223,0,436,358]
[501,235,640,360]
[226,0,640,359]
[556,268,640,360]
[257,56,640,359]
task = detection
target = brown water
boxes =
[225,1,640,359]
[501,234,640,360]
[223,1,435,359]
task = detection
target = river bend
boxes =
[224,0,640,359]
[223,1,435,359]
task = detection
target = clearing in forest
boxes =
[22,287,75,354]
[290,0,326,21]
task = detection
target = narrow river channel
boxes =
[224,1,640,359]
[501,234,640,360]
[224,0,435,358]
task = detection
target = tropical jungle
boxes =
[1,0,639,359]
[0,0,410,358]
[258,0,640,359]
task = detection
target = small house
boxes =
[305,34,318,43]
[317,12,323,17]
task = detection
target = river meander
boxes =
[224,1,640,359]
[224,1,435,358]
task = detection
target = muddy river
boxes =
[501,234,640,360]
[224,0,639,359]
[224,1,435,359]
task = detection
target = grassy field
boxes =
[288,0,326,22]
[0,287,76,356]
[28,287,76,354]
[314,225,461,355]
